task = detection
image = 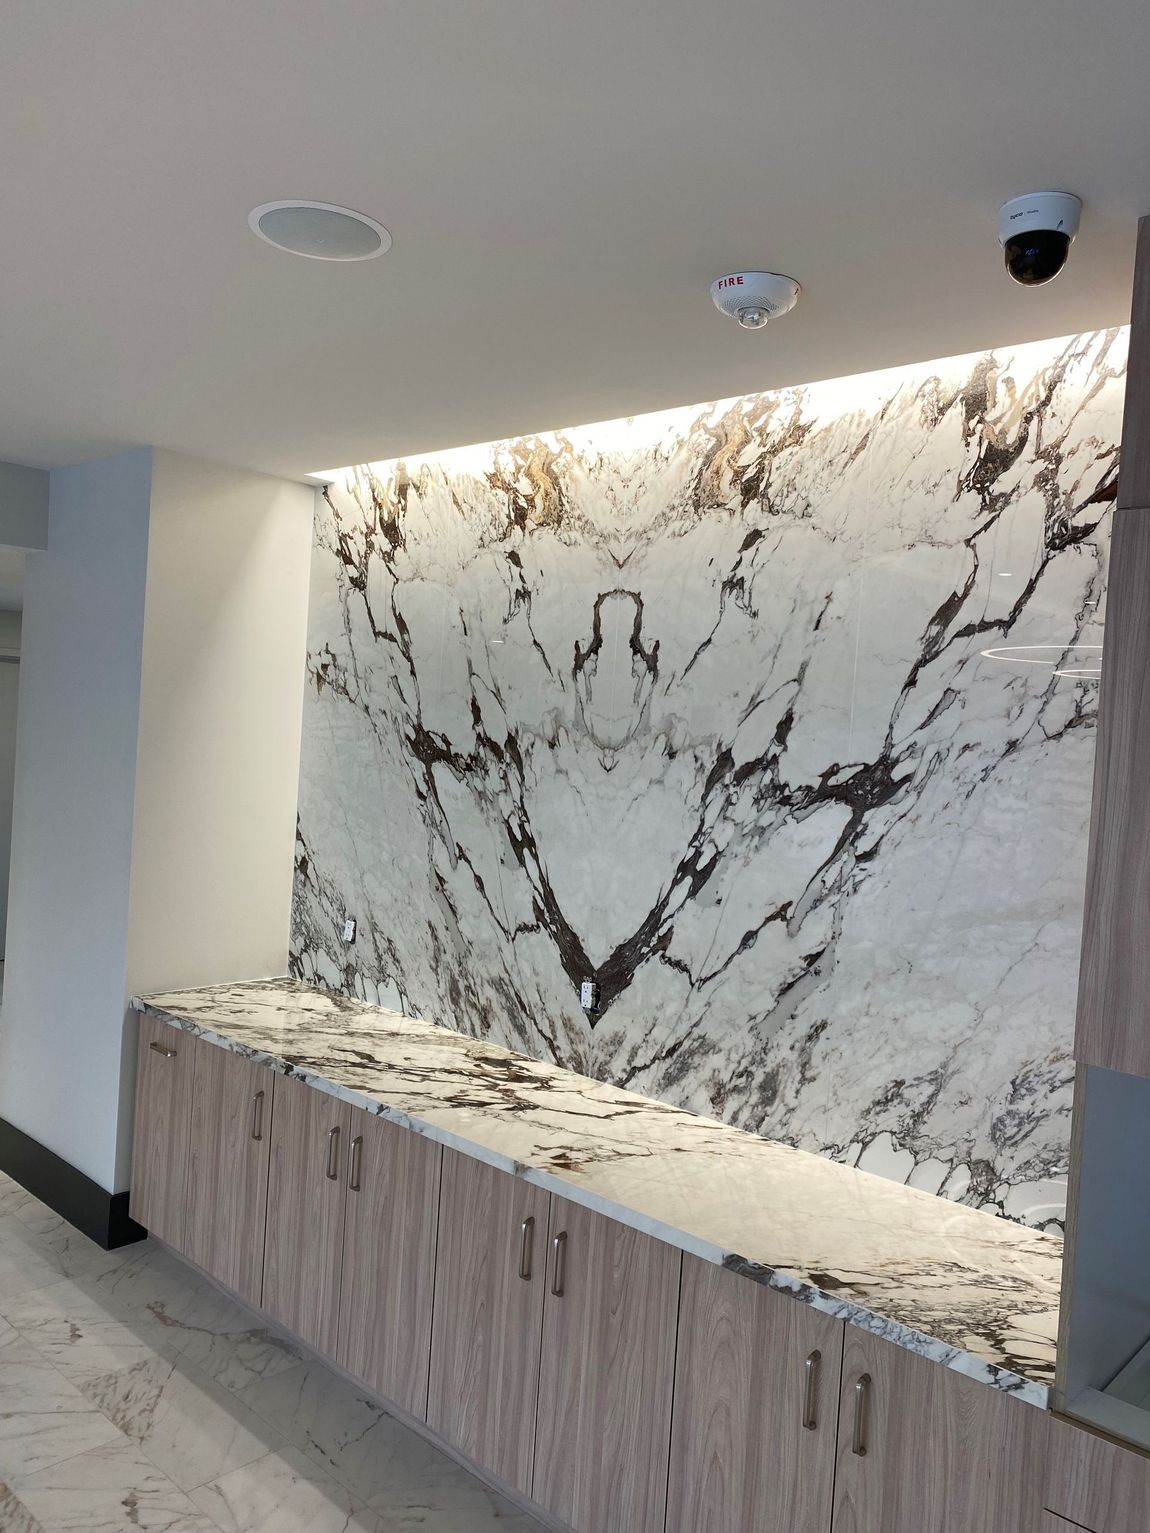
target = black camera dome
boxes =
[1004,229,1072,286]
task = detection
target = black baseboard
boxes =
[0,1116,147,1250]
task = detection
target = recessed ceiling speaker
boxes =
[710,271,801,329]
[248,201,392,260]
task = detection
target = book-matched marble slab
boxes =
[293,330,1124,1232]
[134,980,1061,1408]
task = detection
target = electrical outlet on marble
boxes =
[342,917,357,944]
[580,979,600,1013]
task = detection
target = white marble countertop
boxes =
[133,979,1061,1408]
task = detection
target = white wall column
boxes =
[0,448,314,1208]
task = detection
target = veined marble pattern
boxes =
[0,1169,540,1532]
[292,330,1125,1230]
[135,981,1063,1406]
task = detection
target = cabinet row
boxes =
[129,1011,1143,1533]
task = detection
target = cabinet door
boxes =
[129,1014,193,1248]
[1046,1415,1150,1530]
[184,1043,272,1308]
[831,1328,1047,1533]
[427,1151,551,1495]
[532,1195,681,1533]
[335,1107,443,1418]
[668,1255,844,1533]
[262,1075,350,1357]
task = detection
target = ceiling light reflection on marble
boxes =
[979,643,1103,678]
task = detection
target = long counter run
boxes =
[133,977,1061,1410]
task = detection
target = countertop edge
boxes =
[131,994,1053,1412]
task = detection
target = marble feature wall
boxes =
[291,330,1126,1227]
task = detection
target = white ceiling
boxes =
[0,0,1146,481]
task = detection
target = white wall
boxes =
[0,450,153,1187]
[0,665,18,959]
[0,448,314,1192]
[0,460,48,550]
[0,458,40,961]
[0,615,23,956]
[120,451,313,1175]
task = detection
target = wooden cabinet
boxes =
[668,1255,844,1533]
[184,1042,272,1308]
[262,1074,351,1357]
[133,1021,1057,1533]
[1046,1415,1150,1531]
[263,1083,443,1419]
[427,1150,551,1496]
[335,1107,442,1419]
[532,1193,681,1533]
[831,1328,1047,1533]
[129,1014,194,1247]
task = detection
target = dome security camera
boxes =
[998,192,1082,286]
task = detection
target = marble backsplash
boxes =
[291,329,1126,1227]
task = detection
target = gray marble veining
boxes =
[133,981,1062,1408]
[291,330,1124,1230]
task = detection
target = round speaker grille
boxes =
[248,201,392,260]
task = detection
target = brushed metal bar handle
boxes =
[149,1040,177,1059]
[519,1216,535,1281]
[326,1125,341,1181]
[250,1090,265,1142]
[550,1231,567,1298]
[851,1373,872,1457]
[802,1349,822,1431]
[348,1134,364,1192]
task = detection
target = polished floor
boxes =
[0,1171,541,1532]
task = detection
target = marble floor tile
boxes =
[190,1445,386,1533]
[95,1247,303,1393]
[0,1178,94,1243]
[0,1327,122,1479]
[152,1294,302,1396]
[8,1195,70,1236]
[0,1246,73,1304]
[0,1209,127,1285]
[235,1360,400,1492]
[79,1352,286,1491]
[0,1175,40,1222]
[0,1481,48,1533]
[0,1204,89,1304]
[0,1278,175,1386]
[93,1240,223,1316]
[9,1440,219,1532]
[0,1207,542,1532]
[365,1480,541,1530]
[236,1360,533,1527]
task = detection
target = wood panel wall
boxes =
[1075,213,1150,1075]
[1118,216,1150,511]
